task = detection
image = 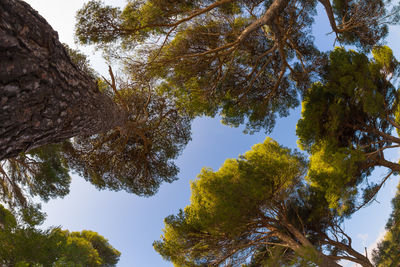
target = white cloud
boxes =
[366,228,387,259]
[342,230,386,267]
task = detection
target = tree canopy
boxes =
[61,45,192,197]
[0,204,120,266]
[3,0,399,206]
[0,143,71,209]
[75,0,399,133]
[62,78,192,196]
[296,46,400,213]
[154,138,373,266]
[372,182,400,266]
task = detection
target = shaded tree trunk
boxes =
[0,0,126,160]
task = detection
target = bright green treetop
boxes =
[154,138,373,266]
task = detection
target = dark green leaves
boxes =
[331,0,399,50]
[0,143,71,209]
[63,85,191,196]
[297,47,400,213]
[75,0,123,45]
[0,204,121,266]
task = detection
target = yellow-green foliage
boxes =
[154,138,307,266]
[187,138,305,233]
[372,45,397,72]
[307,142,364,212]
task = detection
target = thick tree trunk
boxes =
[0,0,126,160]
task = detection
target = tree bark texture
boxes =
[0,0,126,160]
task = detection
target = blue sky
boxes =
[23,1,400,266]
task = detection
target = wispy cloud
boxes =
[366,228,387,258]
[342,230,386,267]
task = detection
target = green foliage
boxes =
[297,47,395,150]
[76,0,243,47]
[68,230,121,266]
[0,143,71,208]
[331,0,399,50]
[0,204,120,266]
[244,246,318,267]
[62,45,192,196]
[296,47,400,213]
[153,138,350,266]
[26,145,71,201]
[185,138,306,233]
[75,0,322,133]
[75,0,398,134]
[75,1,122,45]
[372,182,400,266]
[306,142,364,211]
[64,43,97,78]
[63,84,191,196]
[0,203,17,229]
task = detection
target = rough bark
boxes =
[0,0,126,160]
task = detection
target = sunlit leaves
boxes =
[154,138,317,266]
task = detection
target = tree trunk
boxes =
[0,0,126,160]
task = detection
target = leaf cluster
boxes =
[0,204,120,266]
[62,81,191,196]
[75,0,399,134]
[0,143,71,209]
[154,138,354,266]
[297,46,400,213]
[372,182,400,266]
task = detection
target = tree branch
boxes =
[318,0,343,34]
[237,0,289,43]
